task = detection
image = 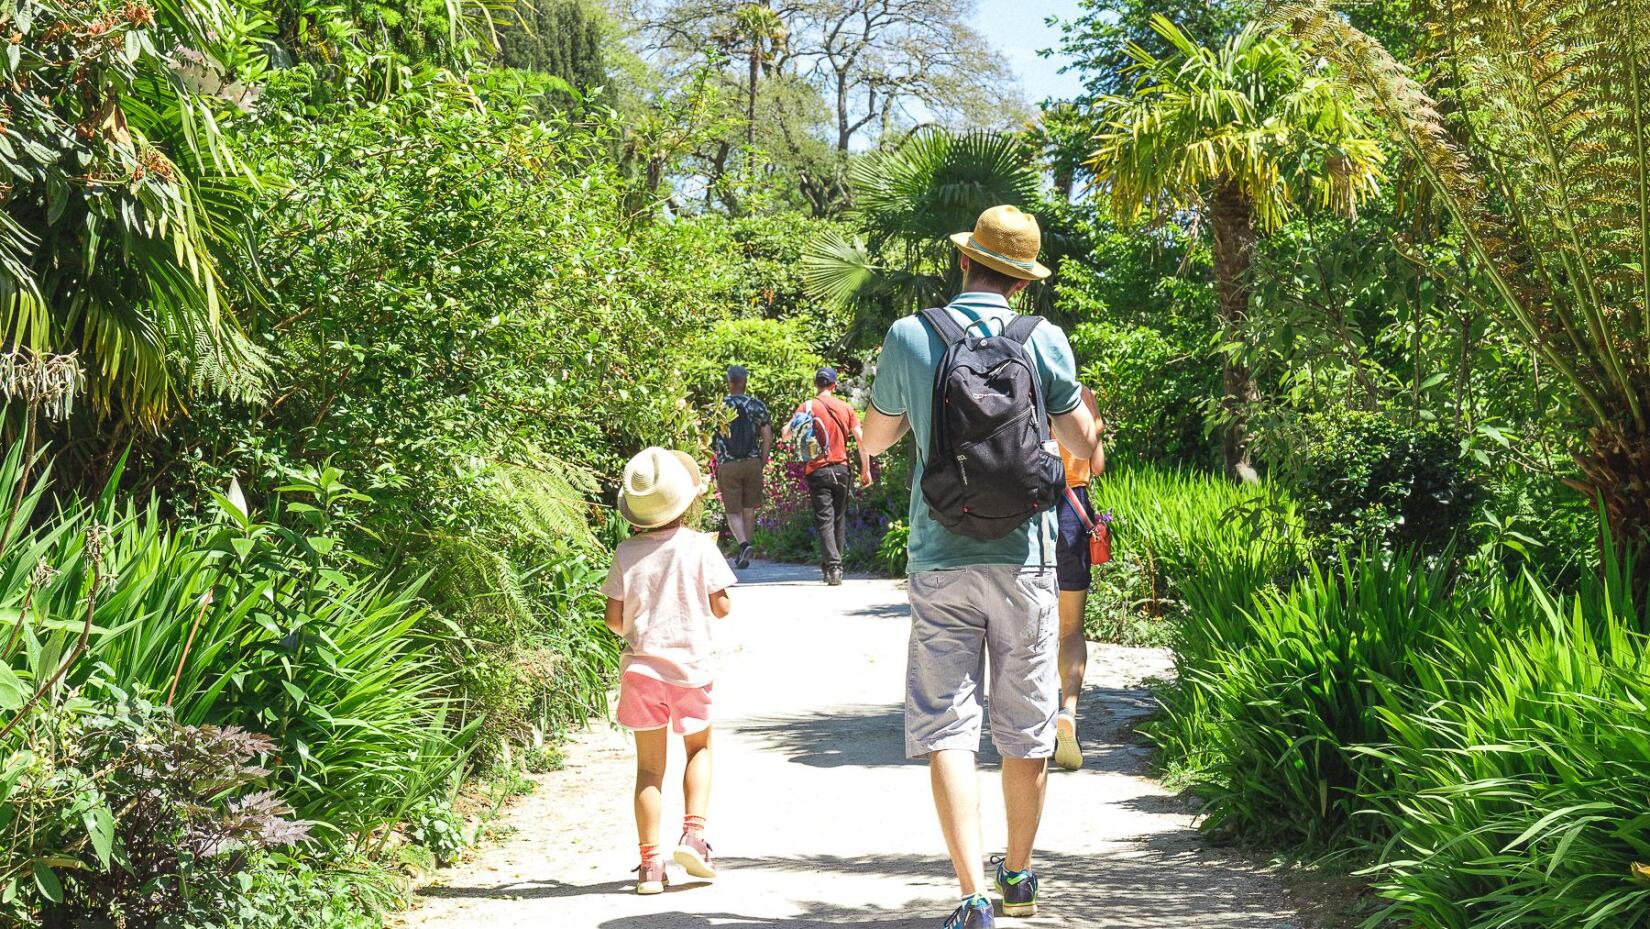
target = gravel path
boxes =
[398,561,1301,928]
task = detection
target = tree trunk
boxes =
[1575,416,1650,561]
[746,44,760,147]
[1209,185,1260,484]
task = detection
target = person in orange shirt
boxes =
[1051,386,1106,771]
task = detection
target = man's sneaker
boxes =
[673,831,717,879]
[1054,709,1084,771]
[735,542,752,570]
[826,567,843,586]
[942,894,994,928]
[634,859,667,895]
[992,856,1039,917]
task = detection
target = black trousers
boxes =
[805,463,851,571]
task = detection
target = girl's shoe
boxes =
[1054,709,1083,771]
[674,832,717,879]
[634,860,668,895]
[942,894,994,928]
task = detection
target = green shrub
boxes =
[0,447,468,848]
[1,689,310,926]
[1291,412,1479,557]
[1161,552,1452,849]
[875,520,909,578]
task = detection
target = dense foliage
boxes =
[3,0,1650,923]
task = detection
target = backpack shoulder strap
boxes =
[1002,315,1044,345]
[918,307,969,345]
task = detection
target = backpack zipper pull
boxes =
[956,453,969,486]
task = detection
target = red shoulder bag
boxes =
[1064,486,1111,566]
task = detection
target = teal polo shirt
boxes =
[870,293,1083,574]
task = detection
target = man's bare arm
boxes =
[760,423,773,460]
[1051,401,1100,461]
[861,406,909,457]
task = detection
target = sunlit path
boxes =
[398,562,1301,928]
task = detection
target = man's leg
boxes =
[738,507,758,545]
[1001,755,1048,872]
[725,509,747,545]
[930,749,985,896]
[829,468,849,574]
[806,470,840,577]
[906,568,989,903]
[984,565,1060,909]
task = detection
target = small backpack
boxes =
[917,308,1065,541]
[788,400,832,463]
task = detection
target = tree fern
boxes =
[1274,0,1650,544]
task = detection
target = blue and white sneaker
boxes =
[992,856,1039,917]
[942,893,994,928]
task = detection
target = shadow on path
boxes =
[586,848,1294,928]
[731,685,1156,775]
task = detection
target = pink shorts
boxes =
[616,672,714,734]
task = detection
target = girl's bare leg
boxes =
[634,726,669,848]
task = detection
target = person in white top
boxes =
[602,447,736,895]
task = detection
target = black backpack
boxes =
[918,308,1066,541]
[719,396,762,460]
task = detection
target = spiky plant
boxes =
[1087,15,1384,481]
[1274,0,1650,548]
[802,128,1043,346]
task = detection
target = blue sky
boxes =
[973,0,1088,105]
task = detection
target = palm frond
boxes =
[801,228,877,308]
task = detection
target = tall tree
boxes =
[1088,16,1384,481]
[498,0,609,91]
[726,2,789,145]
[791,0,1024,150]
[1279,0,1650,548]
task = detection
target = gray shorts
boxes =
[904,564,1060,759]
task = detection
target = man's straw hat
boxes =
[948,205,1052,281]
[619,447,706,529]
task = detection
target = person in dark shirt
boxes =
[712,365,772,569]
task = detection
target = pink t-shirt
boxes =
[601,527,737,686]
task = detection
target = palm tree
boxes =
[1088,15,1384,482]
[803,128,1045,347]
[729,2,788,146]
[1277,0,1650,549]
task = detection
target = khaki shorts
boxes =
[718,457,765,512]
[905,565,1060,759]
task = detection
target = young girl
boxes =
[602,447,736,894]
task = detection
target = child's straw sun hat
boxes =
[619,447,706,529]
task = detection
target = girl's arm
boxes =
[709,588,732,619]
[1082,386,1106,473]
[604,597,624,633]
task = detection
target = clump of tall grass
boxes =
[1361,544,1650,928]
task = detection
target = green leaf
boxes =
[85,806,115,868]
[0,665,29,711]
[32,862,61,903]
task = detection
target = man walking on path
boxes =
[713,365,772,570]
[861,205,1101,929]
[782,367,874,586]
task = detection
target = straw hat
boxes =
[619,448,707,529]
[948,205,1052,281]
